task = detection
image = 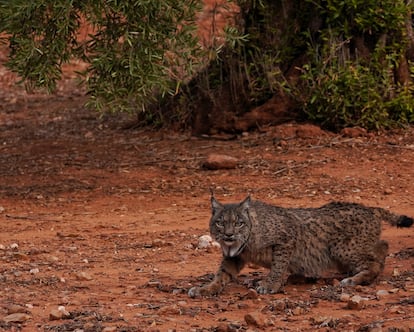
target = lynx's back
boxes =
[229,201,381,275]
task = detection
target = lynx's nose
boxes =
[223,234,235,242]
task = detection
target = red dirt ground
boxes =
[1,5,414,331]
[1,67,414,332]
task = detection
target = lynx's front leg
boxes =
[188,256,245,298]
[256,244,293,294]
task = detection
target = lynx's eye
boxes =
[215,217,225,228]
[235,216,245,228]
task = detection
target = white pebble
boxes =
[376,289,389,298]
[212,241,221,248]
[58,306,70,316]
[10,243,19,249]
[197,235,213,249]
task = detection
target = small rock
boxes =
[172,288,182,295]
[292,306,306,315]
[354,285,369,292]
[49,307,71,321]
[388,306,405,314]
[66,246,78,251]
[197,235,220,250]
[384,188,393,195]
[147,280,162,287]
[312,315,336,327]
[203,154,239,170]
[272,299,286,311]
[197,235,213,249]
[295,124,327,138]
[6,304,28,314]
[228,322,242,331]
[74,271,93,281]
[10,243,19,250]
[84,131,94,138]
[158,304,181,315]
[183,243,194,250]
[102,327,117,332]
[244,288,259,300]
[12,252,29,260]
[47,255,59,262]
[0,206,5,213]
[29,268,40,274]
[49,309,63,321]
[211,241,221,249]
[347,295,366,310]
[84,322,95,330]
[237,303,249,309]
[392,268,400,277]
[244,311,266,327]
[216,322,228,332]
[376,289,389,299]
[3,313,31,323]
[332,278,341,286]
[58,306,70,317]
[152,239,167,247]
[339,293,351,302]
[0,244,5,250]
[341,126,367,138]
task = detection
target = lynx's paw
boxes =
[340,277,356,287]
[256,280,281,294]
[188,286,201,298]
[188,285,218,298]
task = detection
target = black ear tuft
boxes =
[239,195,251,210]
[211,195,222,213]
[397,216,414,228]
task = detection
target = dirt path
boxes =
[1,68,414,331]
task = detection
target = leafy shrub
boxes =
[0,0,203,113]
[300,41,414,130]
[1,0,414,131]
[297,0,414,130]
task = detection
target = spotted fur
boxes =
[188,196,413,297]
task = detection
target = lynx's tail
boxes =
[374,208,414,228]
[396,215,414,228]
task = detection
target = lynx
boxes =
[188,195,413,297]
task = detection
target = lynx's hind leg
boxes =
[340,240,389,287]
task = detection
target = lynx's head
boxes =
[209,195,252,257]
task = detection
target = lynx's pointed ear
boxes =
[239,195,251,211]
[211,196,223,214]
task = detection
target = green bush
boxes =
[0,0,203,113]
[1,0,414,130]
[300,41,414,130]
[297,0,414,130]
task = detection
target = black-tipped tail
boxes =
[397,216,414,228]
